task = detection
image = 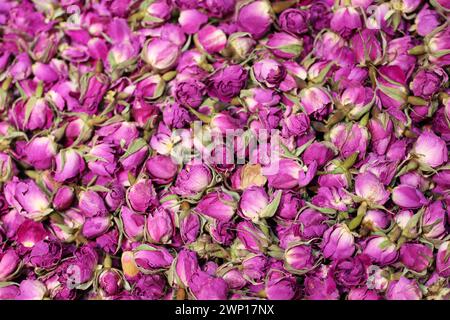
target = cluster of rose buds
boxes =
[0,0,449,301]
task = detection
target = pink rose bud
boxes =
[300,87,332,120]
[120,206,145,240]
[172,163,212,197]
[53,186,75,211]
[392,184,428,209]
[0,152,17,183]
[226,32,256,62]
[399,243,433,273]
[179,9,208,34]
[412,130,448,168]
[189,270,229,300]
[0,249,20,281]
[278,8,308,35]
[17,280,47,300]
[78,190,108,217]
[9,53,31,81]
[330,6,362,37]
[54,149,86,182]
[133,244,174,271]
[422,201,446,239]
[368,112,393,155]
[17,219,48,248]
[4,178,51,220]
[135,74,165,100]
[143,38,180,72]
[32,62,58,82]
[175,249,200,287]
[253,59,286,88]
[239,186,269,221]
[146,155,178,184]
[362,236,398,266]
[386,277,422,300]
[415,6,441,37]
[197,25,227,54]
[321,224,355,261]
[362,210,390,230]
[146,207,174,243]
[285,244,315,273]
[355,172,390,205]
[145,1,171,27]
[436,241,450,277]
[127,178,157,213]
[236,220,271,253]
[24,136,57,170]
[196,190,236,222]
[81,216,111,239]
[78,72,110,114]
[330,122,369,160]
[87,143,117,177]
[10,97,53,131]
[237,0,273,40]
[266,32,303,59]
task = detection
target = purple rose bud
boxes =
[281,112,310,138]
[263,159,301,189]
[392,185,428,209]
[175,249,199,287]
[0,152,16,183]
[54,149,85,182]
[78,72,109,114]
[330,6,362,38]
[321,224,355,261]
[119,140,149,171]
[178,9,208,34]
[81,216,111,239]
[135,74,165,100]
[376,66,408,121]
[298,209,329,239]
[203,0,235,18]
[253,59,286,88]
[197,25,227,54]
[422,201,446,239]
[266,32,303,59]
[355,172,390,205]
[99,269,123,296]
[173,163,212,197]
[0,249,20,281]
[278,8,308,35]
[411,67,448,99]
[209,220,235,246]
[227,32,256,62]
[206,64,248,103]
[134,244,173,271]
[302,142,335,167]
[241,254,268,282]
[236,221,271,254]
[400,243,433,273]
[188,270,228,300]
[146,207,173,244]
[52,186,74,211]
[9,53,31,80]
[10,97,53,131]
[362,236,398,266]
[237,0,273,40]
[105,183,125,211]
[239,186,270,221]
[32,62,58,83]
[276,191,304,220]
[415,5,441,37]
[180,212,200,244]
[436,241,450,277]
[221,268,246,290]
[330,122,369,160]
[266,270,298,300]
[196,191,236,222]
[347,287,381,300]
[427,28,450,67]
[332,255,371,288]
[0,284,20,300]
[4,178,51,220]
[362,209,390,231]
[285,244,314,273]
[17,219,48,247]
[368,113,393,156]
[300,87,332,120]
[386,277,422,300]
[146,155,178,185]
[304,268,340,300]
[350,29,383,65]
[412,130,448,168]
[132,274,166,300]
[78,190,108,217]
[121,206,145,240]
[127,179,157,213]
[87,143,117,177]
[17,280,47,300]
[143,39,180,72]
[174,79,205,108]
[29,239,62,269]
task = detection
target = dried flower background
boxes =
[0,0,449,300]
